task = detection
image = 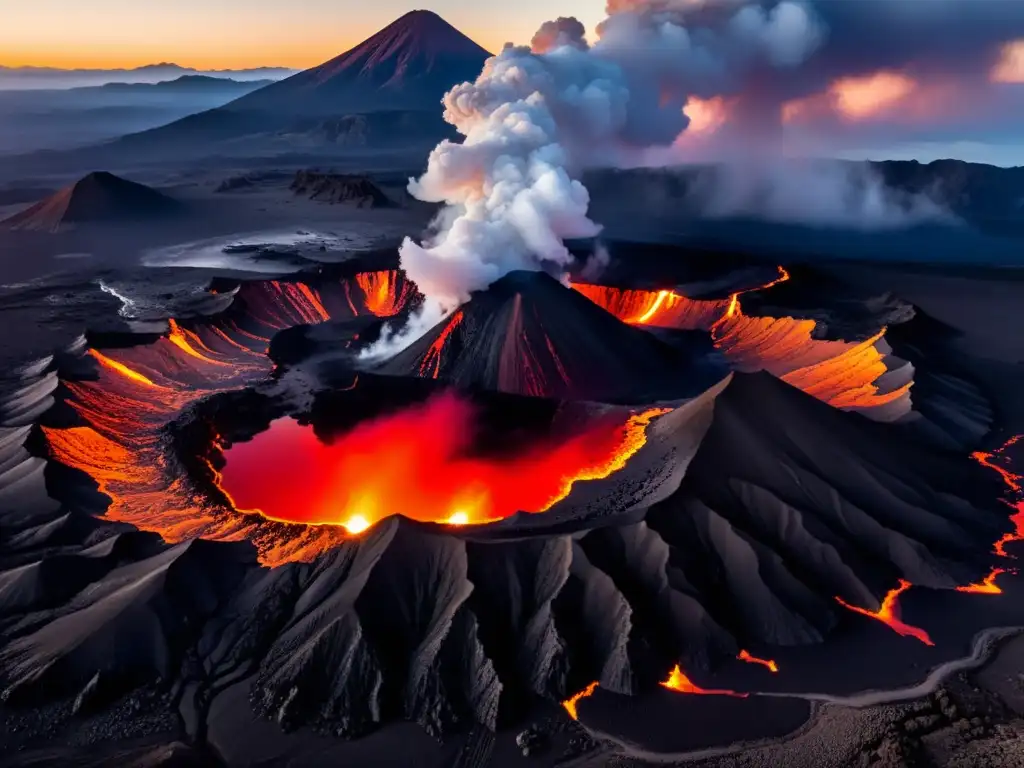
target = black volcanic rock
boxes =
[873,159,1024,237]
[376,271,718,403]
[0,172,182,232]
[290,170,393,207]
[114,10,490,149]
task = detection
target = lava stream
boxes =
[562,682,599,720]
[737,650,779,673]
[660,665,748,698]
[834,579,934,646]
[217,393,670,531]
[962,435,1024,590]
[956,568,1011,595]
[419,311,463,379]
[167,319,233,366]
[88,349,165,389]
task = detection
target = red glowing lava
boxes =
[737,650,779,673]
[87,349,166,389]
[660,665,748,698]
[419,311,463,379]
[562,681,599,720]
[961,435,1024,590]
[355,270,415,316]
[217,393,669,531]
[956,568,1011,595]
[834,579,934,646]
[572,267,911,414]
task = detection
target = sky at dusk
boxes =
[4,1,1024,165]
[0,2,589,68]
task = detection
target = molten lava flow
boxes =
[963,435,1024,591]
[574,267,909,414]
[88,349,165,389]
[660,665,748,698]
[737,650,779,673]
[834,579,934,646]
[562,681,599,720]
[419,310,463,379]
[167,319,233,366]
[956,569,1011,595]
[571,283,732,330]
[216,393,669,531]
[241,281,332,329]
[724,293,739,319]
[355,270,414,317]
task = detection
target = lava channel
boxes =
[834,579,934,646]
[737,650,779,672]
[562,682,599,720]
[960,435,1024,593]
[216,392,670,532]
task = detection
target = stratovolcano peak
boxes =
[376,269,717,402]
[227,8,490,113]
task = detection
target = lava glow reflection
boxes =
[217,393,668,531]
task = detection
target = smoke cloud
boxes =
[399,0,1024,307]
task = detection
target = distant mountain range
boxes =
[92,75,277,93]
[0,76,282,155]
[0,63,295,91]
[112,10,492,153]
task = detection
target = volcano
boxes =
[3,257,1024,764]
[376,271,717,402]
[0,172,183,233]
[115,10,491,149]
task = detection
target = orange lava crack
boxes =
[562,681,599,720]
[738,650,779,673]
[660,665,748,698]
[834,579,934,646]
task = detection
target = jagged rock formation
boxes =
[0,172,182,232]
[290,171,393,208]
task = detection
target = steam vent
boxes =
[1,256,1021,761]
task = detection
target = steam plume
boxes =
[399,0,1024,307]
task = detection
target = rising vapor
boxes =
[399,0,1024,306]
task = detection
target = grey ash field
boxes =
[3,11,1024,768]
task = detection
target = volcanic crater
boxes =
[0,253,1020,758]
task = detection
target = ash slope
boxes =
[0,172,183,233]
[0,364,1010,748]
[376,271,720,403]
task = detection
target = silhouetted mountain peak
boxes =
[0,171,182,233]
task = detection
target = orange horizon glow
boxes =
[0,6,522,71]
